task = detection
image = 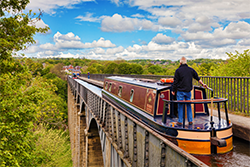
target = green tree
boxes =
[130,63,143,74]
[0,1,49,166]
[118,62,131,74]
[104,62,118,74]
[210,50,250,77]
[32,124,72,166]
[148,65,163,74]
[87,65,98,74]
[50,63,65,80]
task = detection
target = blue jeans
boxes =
[177,91,192,123]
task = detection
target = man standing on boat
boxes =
[172,56,207,126]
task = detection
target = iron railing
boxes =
[79,74,250,114]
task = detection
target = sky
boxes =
[23,0,250,61]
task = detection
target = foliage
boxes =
[0,1,73,166]
[0,1,49,74]
[130,63,143,74]
[118,62,131,74]
[104,62,119,74]
[148,65,163,74]
[50,63,65,79]
[86,63,104,74]
[32,124,72,167]
[212,49,250,77]
[0,70,51,166]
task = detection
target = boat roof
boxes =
[105,76,171,90]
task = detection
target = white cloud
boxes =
[94,48,106,54]
[101,14,159,32]
[127,44,142,53]
[91,37,116,48]
[40,43,58,50]
[106,46,124,54]
[131,13,145,18]
[187,16,220,33]
[158,16,182,28]
[24,45,40,53]
[238,39,250,46]
[34,19,49,28]
[75,12,104,22]
[27,0,94,13]
[129,0,250,21]
[39,32,116,50]
[44,51,55,55]
[182,21,250,47]
[53,52,82,58]
[152,33,175,44]
[54,32,81,42]
[111,0,121,6]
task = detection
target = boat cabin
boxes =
[102,76,208,119]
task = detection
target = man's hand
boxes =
[203,84,208,89]
[171,91,175,96]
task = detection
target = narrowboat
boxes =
[102,76,233,155]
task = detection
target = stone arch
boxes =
[87,119,104,167]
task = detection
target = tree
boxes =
[0,1,49,74]
[87,65,98,74]
[118,62,131,74]
[130,63,143,74]
[104,62,118,74]
[0,1,49,166]
[210,50,250,77]
[50,63,65,79]
[148,65,163,74]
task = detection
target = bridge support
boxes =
[87,120,104,166]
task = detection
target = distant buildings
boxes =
[63,65,81,74]
[150,61,171,65]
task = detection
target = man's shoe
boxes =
[177,122,182,126]
[189,122,193,125]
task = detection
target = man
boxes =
[172,57,207,125]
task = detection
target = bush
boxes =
[32,124,72,167]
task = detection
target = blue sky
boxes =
[23,0,250,60]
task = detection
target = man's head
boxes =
[180,56,187,64]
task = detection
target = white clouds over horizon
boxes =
[24,0,250,60]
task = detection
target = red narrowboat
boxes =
[102,76,233,155]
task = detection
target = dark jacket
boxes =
[172,64,200,92]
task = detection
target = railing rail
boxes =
[79,74,250,114]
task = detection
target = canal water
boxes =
[195,137,250,167]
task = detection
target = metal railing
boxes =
[79,74,250,114]
[198,76,249,114]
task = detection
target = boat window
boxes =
[130,89,134,102]
[109,83,112,91]
[105,81,108,90]
[118,86,122,97]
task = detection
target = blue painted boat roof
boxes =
[106,76,171,90]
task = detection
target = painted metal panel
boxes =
[127,119,134,163]
[148,133,161,166]
[136,125,145,167]
[120,114,126,151]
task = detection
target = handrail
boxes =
[163,98,227,104]
[162,98,230,128]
